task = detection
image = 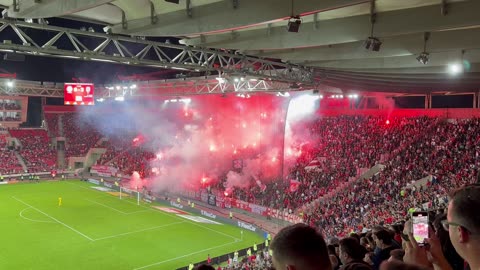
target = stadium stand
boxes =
[62,113,102,157]
[44,113,60,137]
[301,118,479,237]
[0,149,23,175]
[108,147,155,178]
[9,129,56,172]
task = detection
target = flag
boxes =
[290,179,301,192]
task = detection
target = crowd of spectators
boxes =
[208,116,479,239]
[0,114,21,121]
[0,101,21,110]
[212,249,274,270]
[301,118,479,238]
[96,134,136,165]
[0,149,22,174]
[261,202,479,270]
[108,147,155,178]
[226,116,438,210]
[62,113,102,157]
[10,129,56,172]
[44,113,60,137]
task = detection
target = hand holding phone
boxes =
[412,211,429,245]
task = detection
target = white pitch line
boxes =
[12,196,94,241]
[66,181,239,241]
[133,240,240,270]
[85,199,128,214]
[94,221,185,241]
[19,207,56,223]
[123,198,240,241]
[125,210,150,215]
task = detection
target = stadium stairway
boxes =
[58,114,64,137]
[14,151,27,172]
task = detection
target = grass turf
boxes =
[0,180,263,270]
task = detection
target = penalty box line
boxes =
[133,239,240,270]
[93,221,185,241]
[85,198,149,215]
[12,196,94,241]
[66,181,240,242]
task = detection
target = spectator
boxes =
[372,230,396,270]
[338,237,372,270]
[432,213,464,270]
[270,223,331,270]
[446,185,480,270]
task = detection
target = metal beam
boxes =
[7,0,115,19]
[0,19,313,84]
[0,77,305,98]
[181,0,480,50]
[110,0,369,36]
[102,78,302,97]
[0,81,64,97]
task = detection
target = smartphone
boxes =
[412,211,429,245]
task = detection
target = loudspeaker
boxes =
[287,19,301,33]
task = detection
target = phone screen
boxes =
[412,212,429,244]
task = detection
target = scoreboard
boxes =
[64,83,95,105]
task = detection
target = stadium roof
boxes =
[0,0,479,93]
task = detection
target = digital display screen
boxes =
[412,214,429,243]
[64,83,94,105]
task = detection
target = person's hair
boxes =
[339,237,367,261]
[271,224,331,270]
[389,249,405,261]
[350,233,361,243]
[392,224,404,234]
[449,185,480,234]
[194,264,215,270]
[328,244,337,255]
[374,230,393,245]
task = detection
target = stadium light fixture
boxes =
[216,77,226,84]
[416,53,430,65]
[365,37,382,51]
[417,32,431,65]
[287,16,302,33]
[277,92,290,97]
[130,84,137,89]
[448,63,463,75]
[96,98,105,102]
[365,9,382,52]
[6,80,14,88]
[114,96,125,102]
[115,85,121,90]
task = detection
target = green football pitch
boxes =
[0,180,264,270]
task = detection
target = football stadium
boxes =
[0,1,480,270]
